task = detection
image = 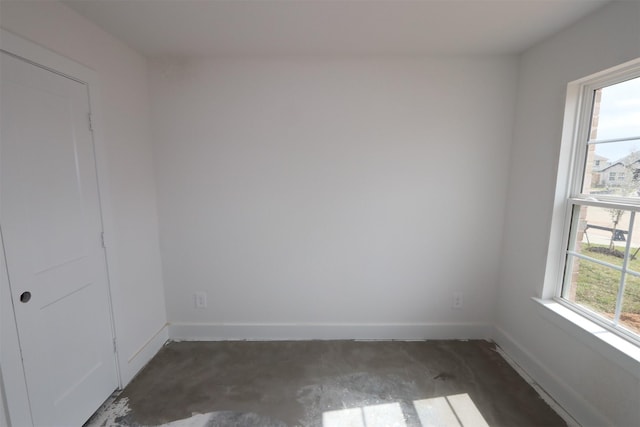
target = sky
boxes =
[592,76,640,162]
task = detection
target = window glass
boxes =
[591,77,640,142]
[564,256,621,321]
[564,205,640,335]
[566,205,630,268]
[582,77,640,198]
[621,273,640,335]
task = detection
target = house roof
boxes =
[597,153,640,172]
[598,162,624,173]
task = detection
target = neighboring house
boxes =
[592,154,609,170]
[595,152,640,188]
[597,161,625,186]
[590,154,609,187]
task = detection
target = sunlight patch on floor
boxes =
[414,393,489,427]
[322,393,489,427]
[323,402,406,427]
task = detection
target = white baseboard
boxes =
[120,323,169,386]
[493,325,612,427]
[168,322,492,341]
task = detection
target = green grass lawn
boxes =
[573,243,640,333]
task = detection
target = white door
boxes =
[1,52,118,426]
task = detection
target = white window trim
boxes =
[541,57,640,373]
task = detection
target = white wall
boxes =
[496,1,640,426]
[150,56,517,339]
[0,0,167,409]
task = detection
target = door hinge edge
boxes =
[101,231,106,249]
[88,112,94,132]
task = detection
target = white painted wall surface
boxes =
[0,0,167,390]
[150,57,517,338]
[496,2,640,426]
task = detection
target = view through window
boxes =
[562,73,640,342]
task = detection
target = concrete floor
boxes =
[87,340,567,427]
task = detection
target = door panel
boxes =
[1,52,118,426]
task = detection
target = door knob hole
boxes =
[20,291,31,303]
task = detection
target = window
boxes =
[557,62,640,346]
[595,159,601,166]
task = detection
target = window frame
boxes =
[550,59,640,348]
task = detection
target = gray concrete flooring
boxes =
[88,340,566,427]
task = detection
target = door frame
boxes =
[0,29,123,426]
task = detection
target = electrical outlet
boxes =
[194,292,207,309]
[452,292,463,309]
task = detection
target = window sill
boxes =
[532,298,640,379]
